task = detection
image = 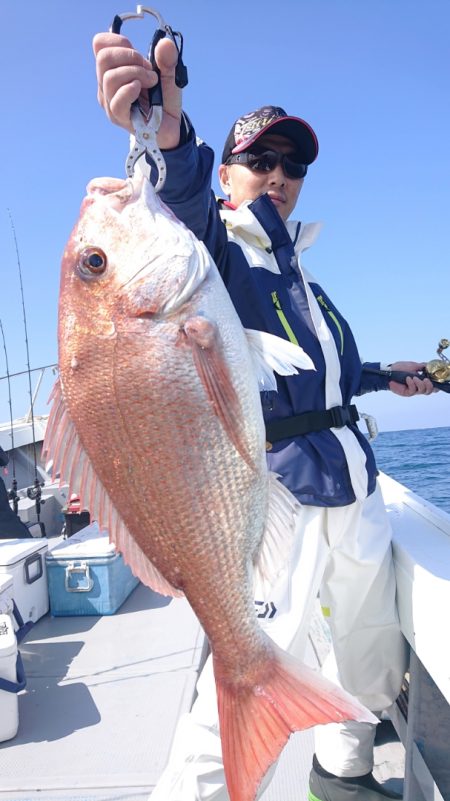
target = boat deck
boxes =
[0,578,404,800]
[0,582,203,800]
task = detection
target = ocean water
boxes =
[370,426,450,515]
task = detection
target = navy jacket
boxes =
[152,123,389,507]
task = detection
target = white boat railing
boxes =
[0,364,57,454]
[0,364,64,535]
[379,472,450,801]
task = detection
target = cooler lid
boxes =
[46,522,117,560]
[0,538,48,568]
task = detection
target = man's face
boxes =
[218,133,305,221]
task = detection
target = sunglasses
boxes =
[225,149,308,180]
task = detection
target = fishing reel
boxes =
[425,338,450,383]
[26,480,47,537]
[26,480,45,503]
[7,478,20,516]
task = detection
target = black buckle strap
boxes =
[265,404,360,448]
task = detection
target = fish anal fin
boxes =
[112,522,184,598]
[43,380,183,599]
[253,473,300,593]
[216,643,378,801]
[184,316,255,469]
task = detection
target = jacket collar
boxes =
[218,194,322,256]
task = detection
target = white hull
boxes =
[0,402,448,800]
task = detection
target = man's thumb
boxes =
[154,37,179,73]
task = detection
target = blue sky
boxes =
[0,0,449,432]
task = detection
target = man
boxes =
[94,31,433,801]
[0,446,32,539]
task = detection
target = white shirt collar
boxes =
[219,199,322,255]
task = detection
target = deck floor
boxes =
[0,583,204,800]
[0,584,404,800]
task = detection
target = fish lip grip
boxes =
[110,5,188,191]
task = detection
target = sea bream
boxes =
[44,172,377,801]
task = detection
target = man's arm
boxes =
[93,32,218,243]
[359,361,434,396]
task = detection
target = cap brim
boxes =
[231,116,318,164]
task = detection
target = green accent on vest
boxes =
[271,291,299,345]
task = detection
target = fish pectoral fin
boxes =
[184,316,255,469]
[253,473,300,593]
[215,643,378,801]
[43,380,183,599]
[245,329,315,391]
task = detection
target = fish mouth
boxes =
[87,176,130,196]
[85,174,146,207]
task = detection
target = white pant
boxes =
[150,482,408,799]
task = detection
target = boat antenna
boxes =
[7,208,45,535]
[0,318,20,515]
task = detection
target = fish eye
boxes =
[78,247,107,277]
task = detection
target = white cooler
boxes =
[0,539,49,624]
[0,573,14,616]
[0,613,26,742]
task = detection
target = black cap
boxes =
[221,105,319,165]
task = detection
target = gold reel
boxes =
[426,338,450,383]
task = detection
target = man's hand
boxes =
[388,361,436,397]
[93,32,182,149]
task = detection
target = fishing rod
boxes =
[0,318,20,514]
[364,338,450,393]
[7,209,46,536]
[364,367,450,393]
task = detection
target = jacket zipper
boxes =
[316,294,344,355]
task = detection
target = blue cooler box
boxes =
[46,523,140,616]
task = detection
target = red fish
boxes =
[44,174,377,801]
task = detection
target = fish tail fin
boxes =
[215,643,377,801]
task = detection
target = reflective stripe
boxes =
[316,294,344,355]
[271,291,299,345]
[308,791,323,801]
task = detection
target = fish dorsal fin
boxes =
[253,472,300,593]
[43,380,183,598]
[245,329,315,391]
